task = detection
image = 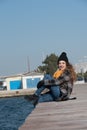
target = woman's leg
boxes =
[38,91,54,103]
[50,86,61,100]
[34,85,46,96]
[43,74,53,80]
[25,74,54,106]
[35,74,53,96]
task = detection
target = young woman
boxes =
[25,52,76,106]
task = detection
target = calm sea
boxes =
[0,96,34,130]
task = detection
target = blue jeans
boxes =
[35,74,61,102]
[35,74,53,96]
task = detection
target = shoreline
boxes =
[0,83,87,98]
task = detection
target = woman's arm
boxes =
[44,70,71,86]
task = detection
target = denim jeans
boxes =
[38,86,61,103]
[35,74,61,102]
[35,74,53,96]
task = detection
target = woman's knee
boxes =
[50,86,61,99]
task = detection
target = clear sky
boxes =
[0,0,87,76]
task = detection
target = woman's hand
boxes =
[44,79,55,86]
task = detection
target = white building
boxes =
[1,71,44,91]
[74,62,87,73]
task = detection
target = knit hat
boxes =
[57,52,69,64]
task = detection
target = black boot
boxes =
[24,94,39,106]
[32,95,39,107]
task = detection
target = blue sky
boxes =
[0,0,87,76]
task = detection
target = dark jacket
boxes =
[44,70,73,100]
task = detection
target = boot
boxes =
[24,94,39,106]
[32,95,39,107]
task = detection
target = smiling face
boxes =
[58,60,67,71]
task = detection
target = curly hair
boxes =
[66,62,77,84]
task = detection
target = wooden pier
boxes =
[19,84,87,130]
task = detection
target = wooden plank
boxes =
[19,84,87,130]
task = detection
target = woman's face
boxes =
[58,60,67,71]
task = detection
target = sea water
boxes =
[0,96,34,130]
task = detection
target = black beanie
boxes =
[57,52,69,64]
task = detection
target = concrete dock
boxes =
[0,89,36,98]
[19,84,87,130]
